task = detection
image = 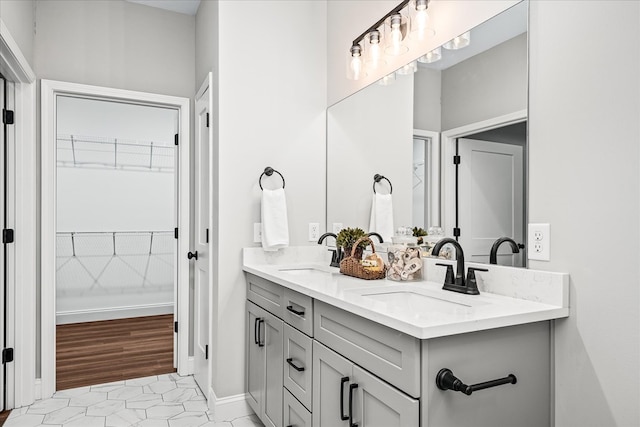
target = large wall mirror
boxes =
[327,1,528,267]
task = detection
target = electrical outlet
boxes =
[332,223,343,234]
[309,223,320,241]
[528,223,550,261]
[253,223,262,243]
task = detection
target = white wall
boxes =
[528,1,639,425]
[441,32,527,130]
[327,74,414,232]
[0,0,35,67]
[196,0,327,399]
[34,0,195,98]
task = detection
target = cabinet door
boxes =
[247,302,265,417]
[263,309,284,427]
[351,365,419,427]
[312,341,352,427]
[284,324,313,411]
[284,388,312,427]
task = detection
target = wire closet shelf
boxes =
[57,134,175,173]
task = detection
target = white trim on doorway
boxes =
[40,79,191,399]
[413,129,441,227]
[440,110,527,238]
[0,19,37,409]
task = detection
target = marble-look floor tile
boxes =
[168,411,209,427]
[146,403,184,419]
[65,415,106,427]
[108,385,144,400]
[26,397,69,414]
[126,393,164,409]
[126,375,159,386]
[106,408,147,427]
[91,380,125,393]
[182,399,208,412]
[231,414,264,427]
[134,418,170,427]
[68,391,108,407]
[200,423,232,427]
[162,387,198,403]
[42,406,86,424]
[4,413,45,427]
[145,381,177,395]
[86,398,126,416]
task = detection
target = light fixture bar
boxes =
[351,0,412,47]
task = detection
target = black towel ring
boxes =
[373,174,392,194]
[259,166,285,190]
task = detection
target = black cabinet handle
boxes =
[257,319,264,347]
[349,383,358,427]
[286,358,305,372]
[254,317,260,345]
[187,251,198,260]
[340,376,349,421]
[286,305,305,316]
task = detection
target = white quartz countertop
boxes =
[243,247,569,340]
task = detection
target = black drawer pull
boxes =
[286,358,305,372]
[349,383,359,427]
[257,319,265,347]
[340,376,349,421]
[254,317,260,345]
[286,305,305,316]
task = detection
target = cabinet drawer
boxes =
[283,324,313,411]
[283,288,313,337]
[247,273,285,318]
[284,388,312,427]
[314,300,421,398]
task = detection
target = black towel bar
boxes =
[259,166,285,190]
[436,368,517,396]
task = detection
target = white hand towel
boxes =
[261,188,290,251]
[369,193,394,242]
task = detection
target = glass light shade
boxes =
[346,44,364,80]
[409,0,435,41]
[384,13,409,56]
[396,60,417,75]
[378,72,396,86]
[364,29,386,71]
[443,31,471,50]
[417,46,442,64]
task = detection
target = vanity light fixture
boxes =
[418,46,442,63]
[443,31,471,50]
[396,60,418,75]
[346,0,413,80]
[409,0,434,41]
[377,72,397,86]
[365,30,384,70]
[347,43,364,80]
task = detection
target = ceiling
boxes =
[125,0,201,16]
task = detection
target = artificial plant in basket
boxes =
[336,227,369,260]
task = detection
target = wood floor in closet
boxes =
[56,314,175,390]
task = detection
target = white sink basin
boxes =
[277,267,335,276]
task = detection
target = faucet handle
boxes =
[436,263,455,286]
[465,267,488,295]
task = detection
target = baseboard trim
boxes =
[56,303,174,324]
[208,388,253,422]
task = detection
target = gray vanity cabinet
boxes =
[247,301,284,427]
[313,341,419,427]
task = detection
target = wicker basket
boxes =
[339,236,386,280]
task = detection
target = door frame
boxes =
[413,129,441,227]
[40,79,191,398]
[441,109,527,241]
[0,20,37,408]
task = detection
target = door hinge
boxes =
[2,348,14,364]
[205,344,209,360]
[174,321,178,333]
[453,155,461,165]
[453,227,461,237]
[206,113,210,128]
[2,229,14,244]
[174,133,179,146]
[174,227,178,239]
[2,109,14,125]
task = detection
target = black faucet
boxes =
[489,237,521,265]
[366,232,384,243]
[432,238,487,295]
[317,232,342,268]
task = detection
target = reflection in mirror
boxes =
[327,1,528,266]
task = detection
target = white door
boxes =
[193,77,212,395]
[457,138,524,266]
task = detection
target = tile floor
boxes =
[5,373,263,427]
